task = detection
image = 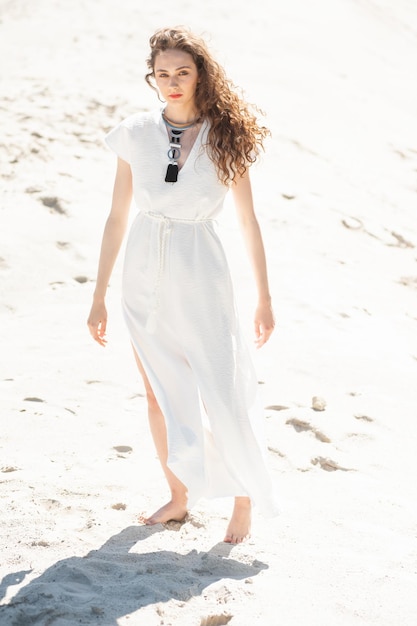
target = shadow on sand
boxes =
[0,525,267,624]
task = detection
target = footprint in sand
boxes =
[111,503,127,511]
[265,404,289,411]
[200,615,233,626]
[341,216,363,230]
[267,446,285,458]
[311,456,353,472]
[39,196,67,215]
[341,216,414,248]
[56,241,70,249]
[389,232,414,248]
[183,512,205,529]
[25,186,43,194]
[354,414,374,423]
[286,417,331,443]
[113,445,133,455]
[398,276,417,289]
[40,498,62,511]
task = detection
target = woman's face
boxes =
[154,49,199,109]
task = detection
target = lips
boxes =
[169,94,182,99]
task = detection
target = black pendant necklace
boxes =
[165,127,183,183]
[163,115,196,183]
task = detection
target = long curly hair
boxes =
[145,26,270,186]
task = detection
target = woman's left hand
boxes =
[254,301,275,348]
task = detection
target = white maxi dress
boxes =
[105,108,278,518]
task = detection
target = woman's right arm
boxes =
[87,157,133,346]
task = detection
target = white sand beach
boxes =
[1,0,417,624]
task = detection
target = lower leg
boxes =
[142,396,188,524]
[224,496,252,544]
[133,348,188,524]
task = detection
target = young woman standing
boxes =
[87,26,278,543]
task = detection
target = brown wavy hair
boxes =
[145,26,270,186]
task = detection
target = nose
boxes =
[168,75,178,88]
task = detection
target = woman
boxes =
[87,26,278,544]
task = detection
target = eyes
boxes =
[156,70,191,79]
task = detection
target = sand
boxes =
[1,0,417,624]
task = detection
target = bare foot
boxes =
[139,499,188,525]
[224,496,252,544]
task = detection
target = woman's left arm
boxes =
[231,169,275,348]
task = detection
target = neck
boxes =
[163,106,199,127]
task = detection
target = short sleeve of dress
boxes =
[104,121,131,163]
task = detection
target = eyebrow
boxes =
[155,65,193,72]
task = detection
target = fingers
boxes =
[98,318,107,341]
[88,324,107,346]
[254,302,275,348]
[254,320,266,348]
[255,330,266,348]
[87,313,108,347]
[254,321,275,349]
[95,321,108,347]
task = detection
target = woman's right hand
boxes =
[87,299,108,347]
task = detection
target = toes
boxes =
[224,533,250,544]
[138,514,154,525]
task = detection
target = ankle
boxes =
[170,489,188,506]
[234,496,251,509]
